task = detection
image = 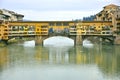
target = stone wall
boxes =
[114,35,120,45]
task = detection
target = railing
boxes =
[8,31,36,36]
[69,27,113,36]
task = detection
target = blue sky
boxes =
[0,0,120,21]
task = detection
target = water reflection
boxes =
[0,47,9,72]
[82,39,93,48]
[47,46,72,64]
[0,44,120,80]
[23,40,35,47]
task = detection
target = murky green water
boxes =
[0,44,120,80]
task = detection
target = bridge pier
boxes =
[76,35,83,45]
[35,36,48,45]
[68,35,83,45]
[68,35,76,45]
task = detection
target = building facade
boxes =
[0,9,24,21]
[94,4,120,34]
[94,4,120,21]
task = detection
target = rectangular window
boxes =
[27,26,35,31]
[41,26,48,28]
[9,26,12,28]
[117,23,120,27]
[37,29,39,31]
[19,26,24,31]
[70,26,76,28]
[56,22,62,26]
[5,26,7,28]
[63,22,69,26]
[49,23,55,26]
[12,26,19,31]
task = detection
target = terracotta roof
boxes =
[14,13,24,17]
[104,4,119,8]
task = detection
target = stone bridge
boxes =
[0,20,118,45]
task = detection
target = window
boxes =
[4,33,8,35]
[70,26,76,28]
[19,26,24,31]
[102,32,105,34]
[106,32,110,34]
[28,26,35,31]
[56,22,62,26]
[117,15,118,18]
[49,23,55,26]
[12,26,19,31]
[37,29,39,31]
[41,26,47,28]
[5,26,7,28]
[9,26,12,28]
[4,29,8,31]
[63,22,69,26]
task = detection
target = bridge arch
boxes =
[82,35,115,45]
[43,36,74,46]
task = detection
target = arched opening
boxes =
[43,36,74,47]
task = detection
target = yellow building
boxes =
[94,4,120,21]
[0,20,9,40]
[76,21,112,35]
[94,4,120,32]
[115,18,120,34]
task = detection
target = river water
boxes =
[0,39,120,80]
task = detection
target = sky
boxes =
[0,0,120,21]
